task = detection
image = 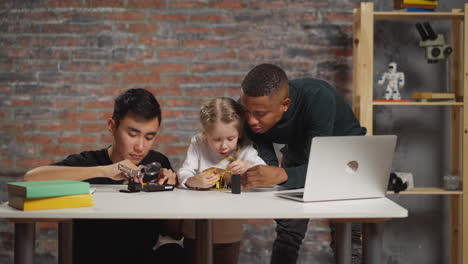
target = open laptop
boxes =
[276,135,397,202]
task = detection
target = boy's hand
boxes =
[228,160,254,175]
[109,159,138,183]
[157,168,177,185]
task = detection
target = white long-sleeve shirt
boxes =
[178,133,266,189]
[177,133,266,243]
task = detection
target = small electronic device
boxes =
[141,183,175,192]
[231,174,241,194]
[117,162,175,193]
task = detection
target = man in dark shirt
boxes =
[240,64,366,264]
[24,88,181,264]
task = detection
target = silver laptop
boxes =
[276,135,397,202]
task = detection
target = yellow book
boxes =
[403,0,438,5]
[9,193,94,211]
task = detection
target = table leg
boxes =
[59,221,73,264]
[335,222,351,264]
[14,223,35,264]
[195,219,213,264]
[362,222,383,264]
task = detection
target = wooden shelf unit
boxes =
[352,3,468,264]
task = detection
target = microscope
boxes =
[415,22,452,63]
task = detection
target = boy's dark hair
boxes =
[112,88,161,127]
[241,63,289,97]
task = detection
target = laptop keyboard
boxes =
[287,192,304,198]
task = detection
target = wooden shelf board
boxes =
[373,101,464,106]
[387,187,463,195]
[374,12,464,20]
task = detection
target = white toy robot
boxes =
[378,62,405,100]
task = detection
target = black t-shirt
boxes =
[52,147,173,184]
[52,148,173,263]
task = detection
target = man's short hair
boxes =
[112,88,161,127]
[241,64,289,97]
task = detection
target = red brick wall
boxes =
[0,0,356,175]
[0,0,356,262]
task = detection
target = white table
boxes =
[0,185,408,264]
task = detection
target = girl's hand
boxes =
[228,160,254,175]
[186,170,220,189]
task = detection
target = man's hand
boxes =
[228,160,254,175]
[157,168,177,185]
[241,165,288,188]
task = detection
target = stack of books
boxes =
[412,92,455,102]
[394,0,438,11]
[8,180,93,211]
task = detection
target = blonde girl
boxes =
[178,97,266,264]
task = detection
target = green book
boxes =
[8,180,90,199]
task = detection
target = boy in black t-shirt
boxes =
[24,88,182,264]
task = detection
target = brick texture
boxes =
[0,0,358,263]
